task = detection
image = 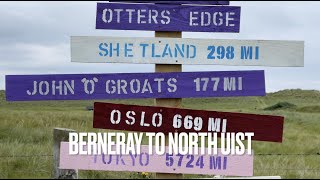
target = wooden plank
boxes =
[93,102,284,142]
[71,36,304,67]
[96,3,240,32]
[108,1,230,5]
[5,70,266,101]
[53,128,78,179]
[154,31,183,179]
[59,142,254,177]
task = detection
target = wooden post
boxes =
[154,31,183,179]
[53,128,78,179]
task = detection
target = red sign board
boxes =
[93,102,284,143]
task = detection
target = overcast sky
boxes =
[0,1,319,92]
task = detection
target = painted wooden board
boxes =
[96,3,240,32]
[108,1,230,5]
[93,102,284,142]
[71,36,304,67]
[59,142,253,176]
[5,70,265,101]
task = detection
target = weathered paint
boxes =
[96,3,240,32]
[71,36,304,67]
[93,102,284,142]
[59,142,253,176]
[5,70,265,101]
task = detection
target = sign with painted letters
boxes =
[109,1,230,5]
[5,70,265,101]
[71,36,304,67]
[59,142,253,176]
[96,3,240,32]
[93,102,284,142]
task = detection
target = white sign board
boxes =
[71,36,304,67]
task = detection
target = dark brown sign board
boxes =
[93,102,284,143]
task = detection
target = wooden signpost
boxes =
[59,142,254,177]
[71,36,304,67]
[5,70,265,101]
[155,31,183,179]
[93,102,284,143]
[96,3,240,32]
[53,128,78,179]
[5,0,303,178]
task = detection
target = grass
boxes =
[263,102,297,111]
[0,89,319,179]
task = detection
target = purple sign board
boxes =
[108,1,230,5]
[5,71,265,101]
[96,3,240,32]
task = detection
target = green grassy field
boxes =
[0,89,319,179]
